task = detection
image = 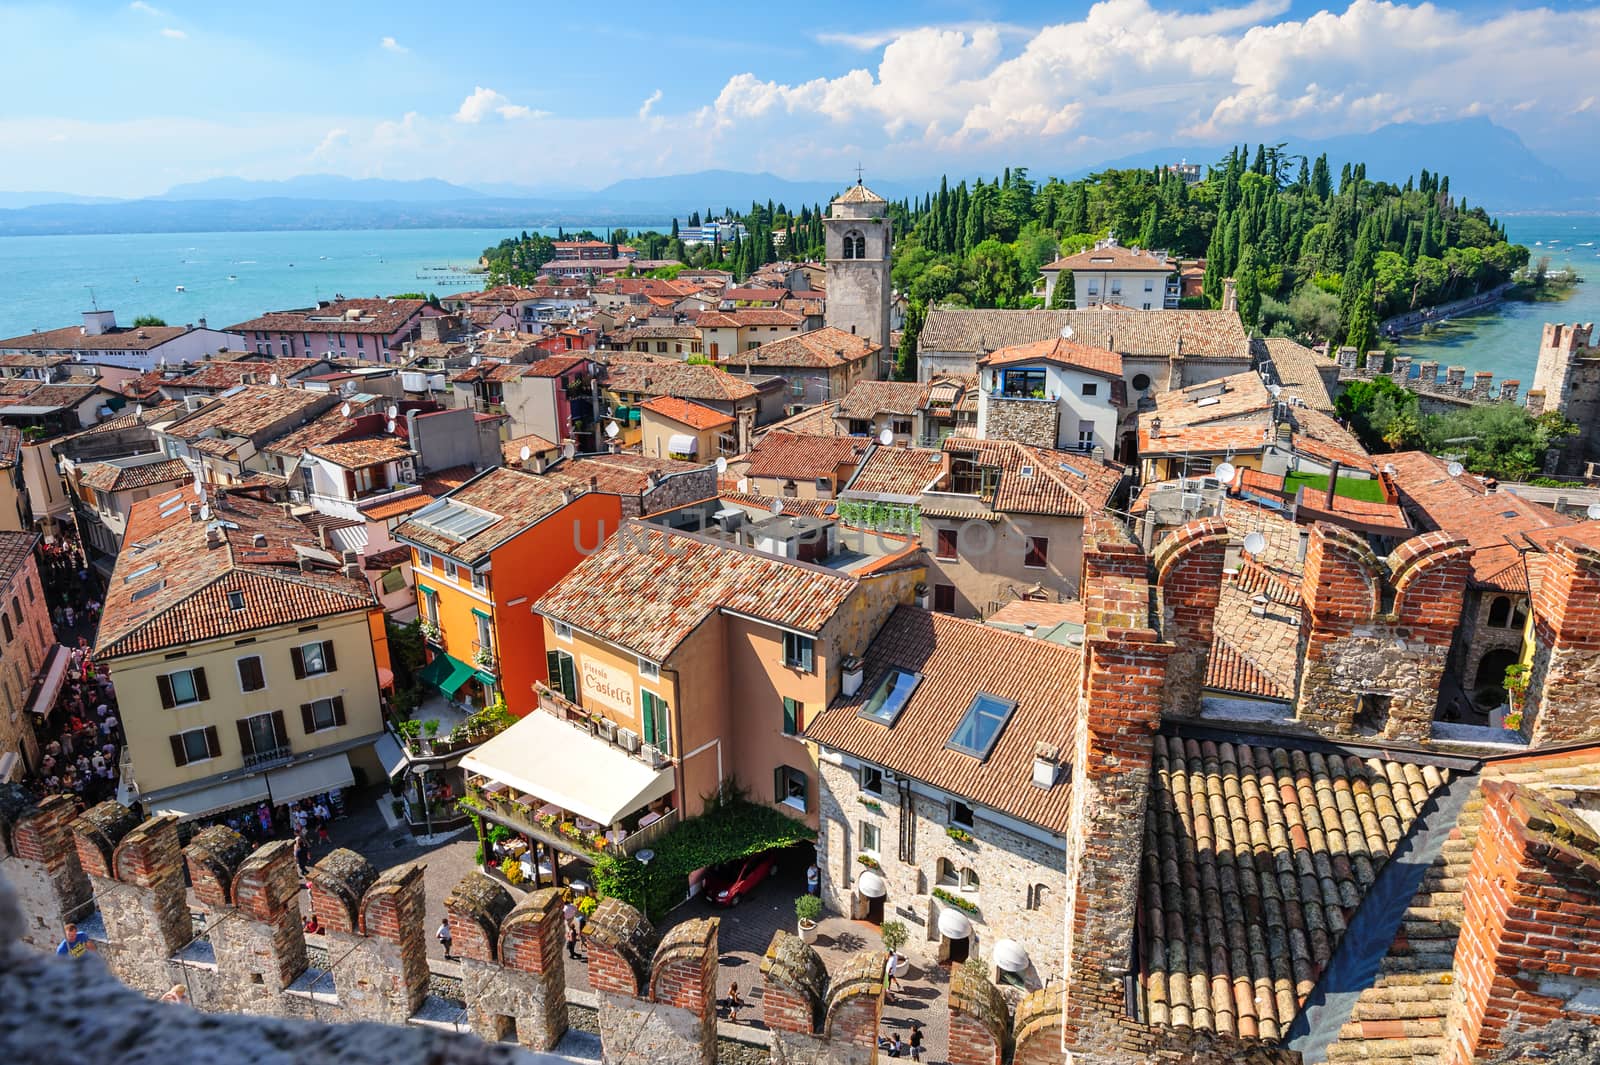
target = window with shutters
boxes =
[238,711,290,767]
[292,640,336,678]
[641,689,671,755]
[158,667,208,708]
[936,527,959,560]
[237,655,266,693]
[300,696,345,734]
[783,632,814,672]
[547,650,577,702]
[171,725,219,766]
[782,696,802,736]
[1024,537,1049,570]
[775,765,808,812]
[933,584,956,613]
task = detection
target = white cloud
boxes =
[700,0,1600,158]
[380,36,406,54]
[639,88,663,121]
[453,86,546,124]
[313,128,349,157]
[128,1,165,15]
[815,21,1033,51]
[160,27,186,40]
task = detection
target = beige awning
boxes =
[461,710,674,827]
[148,775,271,821]
[266,752,354,806]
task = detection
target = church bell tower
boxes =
[824,178,892,371]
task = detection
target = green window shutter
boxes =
[774,765,785,805]
[559,653,577,702]
[783,697,799,736]
[641,691,657,746]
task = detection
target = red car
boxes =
[703,851,778,907]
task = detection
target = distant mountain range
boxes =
[0,118,1592,236]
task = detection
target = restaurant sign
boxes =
[581,657,636,717]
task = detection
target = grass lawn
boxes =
[1283,471,1387,502]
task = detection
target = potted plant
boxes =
[795,894,822,944]
[880,919,909,956]
[1503,663,1530,732]
[420,620,442,643]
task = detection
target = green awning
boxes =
[418,652,475,697]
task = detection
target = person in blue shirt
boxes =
[55,921,94,958]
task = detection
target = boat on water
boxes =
[1580,242,1596,248]
[174,285,185,292]
[227,274,237,281]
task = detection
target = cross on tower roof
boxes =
[854,163,864,185]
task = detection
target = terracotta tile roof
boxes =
[745,433,869,481]
[1254,337,1337,412]
[720,287,789,303]
[0,323,192,352]
[77,458,191,494]
[226,298,428,336]
[260,405,363,457]
[501,433,558,465]
[717,492,837,519]
[605,361,767,403]
[1206,581,1302,701]
[1140,422,1269,456]
[394,466,574,565]
[1322,750,1600,1065]
[979,336,1124,379]
[760,402,847,438]
[807,607,1078,833]
[307,436,412,469]
[936,438,1119,518]
[159,358,322,390]
[356,486,439,522]
[1141,735,1450,1043]
[97,488,375,660]
[0,353,72,368]
[0,426,19,468]
[844,446,947,498]
[835,380,932,419]
[920,309,1250,360]
[1044,244,1174,272]
[832,182,886,205]
[63,400,181,439]
[695,309,804,328]
[160,385,334,443]
[984,599,1084,629]
[722,327,880,370]
[0,381,110,411]
[0,530,39,582]
[551,453,705,499]
[641,395,734,431]
[534,522,861,661]
[363,544,412,570]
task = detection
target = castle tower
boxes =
[824,179,892,368]
[1530,322,1598,475]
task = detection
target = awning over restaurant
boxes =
[148,775,271,821]
[461,711,674,827]
[266,752,354,806]
[667,433,698,456]
[27,645,70,715]
[418,652,475,698]
[377,666,395,690]
[373,734,407,778]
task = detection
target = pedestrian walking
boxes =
[884,950,905,998]
[726,981,744,1023]
[436,918,453,960]
[293,833,309,875]
[55,921,94,958]
[909,1023,924,1061]
[563,901,583,959]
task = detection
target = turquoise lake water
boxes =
[0,225,665,339]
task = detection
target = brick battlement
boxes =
[1336,348,1522,409]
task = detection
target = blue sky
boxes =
[4,0,1598,196]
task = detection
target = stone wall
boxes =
[814,757,1067,988]
[1525,537,1600,747]
[0,789,91,952]
[1529,323,1600,475]
[981,395,1059,448]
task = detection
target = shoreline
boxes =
[1381,282,1514,337]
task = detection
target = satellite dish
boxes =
[199,504,211,521]
[519,445,532,462]
[470,355,480,366]
[340,402,352,417]
[1587,503,1600,521]
[770,499,785,516]
[1059,324,1075,341]
[1267,383,1282,398]
[562,442,576,459]
[134,404,143,417]
[386,418,396,433]
[879,428,894,446]
[1447,461,1465,477]
[387,404,398,419]
[1242,531,1267,556]
[1215,462,1237,485]
[715,456,728,474]
[604,421,619,439]
[269,373,279,386]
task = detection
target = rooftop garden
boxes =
[1283,471,1387,503]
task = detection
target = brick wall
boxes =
[1446,780,1600,1064]
[447,877,567,1050]
[1152,517,1229,718]
[1526,537,1600,747]
[1,791,90,952]
[71,808,190,996]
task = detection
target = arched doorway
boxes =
[1473,649,1521,712]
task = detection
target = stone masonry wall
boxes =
[1526,537,1600,747]
[982,395,1060,448]
[447,875,569,1050]
[0,789,90,952]
[72,805,190,997]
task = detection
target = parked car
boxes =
[703,850,779,907]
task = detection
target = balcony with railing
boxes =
[243,744,294,770]
[471,640,497,677]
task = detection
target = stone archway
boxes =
[1473,648,1522,713]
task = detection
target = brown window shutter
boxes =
[170,734,188,767]
[344,470,357,497]
[291,646,306,679]
[271,710,289,748]
[236,720,255,758]
[194,668,210,702]
[205,725,221,759]
[322,640,337,673]
[157,674,175,709]
[332,696,346,726]
[300,703,316,734]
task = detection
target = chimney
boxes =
[252,533,267,548]
[1297,529,1310,562]
[589,476,599,492]
[82,309,116,337]
[841,656,864,698]
[533,455,548,474]
[1148,416,1161,439]
[1324,460,1341,510]
[343,563,362,581]
[188,503,201,521]
[1024,623,1039,639]
[205,525,223,548]
[198,317,207,330]
[1031,741,1061,789]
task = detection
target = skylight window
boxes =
[123,561,161,583]
[1058,462,1084,477]
[946,692,1018,761]
[130,580,165,602]
[858,668,922,727]
[226,591,245,611]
